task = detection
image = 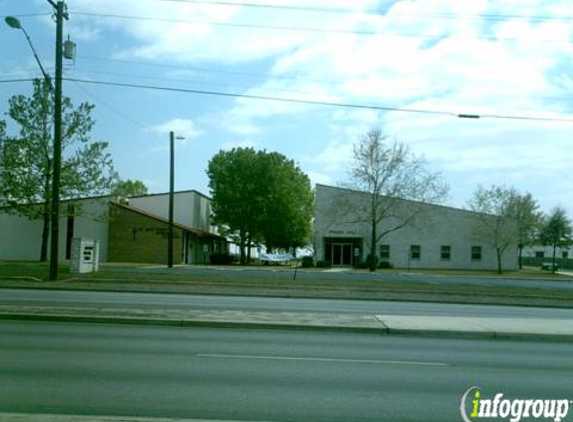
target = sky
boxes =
[1,0,572,216]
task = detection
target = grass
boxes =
[0,260,572,308]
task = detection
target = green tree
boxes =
[0,79,117,261]
[111,179,148,198]
[207,147,314,264]
[540,207,572,274]
[347,129,448,271]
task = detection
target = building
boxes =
[521,245,573,269]
[314,184,518,270]
[0,190,226,264]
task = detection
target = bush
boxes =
[301,256,314,268]
[354,261,370,269]
[316,260,332,268]
[366,253,378,268]
[209,253,234,265]
[378,261,393,269]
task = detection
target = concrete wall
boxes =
[0,197,109,261]
[314,184,518,271]
[129,191,211,231]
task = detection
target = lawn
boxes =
[0,260,572,308]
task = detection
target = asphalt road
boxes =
[3,288,573,319]
[1,321,572,422]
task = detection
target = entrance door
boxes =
[331,243,353,266]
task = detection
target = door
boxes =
[331,243,353,266]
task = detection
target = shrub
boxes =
[366,253,378,268]
[378,261,393,269]
[209,253,234,265]
[354,261,369,269]
[301,256,314,268]
[316,260,332,268]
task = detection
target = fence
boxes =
[522,257,573,270]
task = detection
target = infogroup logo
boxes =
[460,386,571,422]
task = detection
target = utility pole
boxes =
[49,0,68,281]
[167,131,175,268]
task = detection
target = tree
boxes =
[347,129,448,271]
[540,207,572,274]
[111,179,148,198]
[0,79,117,261]
[505,192,542,269]
[467,186,520,274]
[207,147,313,264]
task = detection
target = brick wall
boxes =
[108,205,182,264]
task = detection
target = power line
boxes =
[67,77,146,128]
[70,67,323,97]
[71,11,570,43]
[77,55,328,84]
[113,0,573,23]
[63,77,573,123]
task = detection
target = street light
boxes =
[4,16,52,89]
[167,132,185,268]
[5,3,69,281]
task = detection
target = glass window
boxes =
[380,244,390,260]
[441,245,451,261]
[410,245,421,260]
[563,251,569,259]
[471,246,482,261]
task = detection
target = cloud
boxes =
[220,139,258,150]
[148,118,204,144]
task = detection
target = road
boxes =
[2,288,573,319]
[1,320,572,422]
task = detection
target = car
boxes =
[541,262,559,271]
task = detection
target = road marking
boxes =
[197,353,449,367]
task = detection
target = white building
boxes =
[0,190,225,264]
[314,184,518,270]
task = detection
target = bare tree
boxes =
[467,185,519,274]
[347,129,448,271]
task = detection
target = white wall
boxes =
[0,197,110,262]
[129,191,211,231]
[314,184,518,271]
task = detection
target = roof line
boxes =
[110,201,224,238]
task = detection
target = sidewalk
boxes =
[1,305,572,341]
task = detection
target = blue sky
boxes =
[1,0,572,215]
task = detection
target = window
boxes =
[471,246,482,261]
[535,251,545,259]
[563,251,569,259]
[380,244,390,260]
[441,245,451,261]
[410,245,421,260]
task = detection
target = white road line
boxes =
[197,353,449,367]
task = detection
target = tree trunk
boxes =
[239,229,246,265]
[552,242,557,274]
[40,161,52,262]
[518,244,523,270]
[246,235,252,264]
[39,202,50,262]
[369,218,377,272]
[496,247,502,274]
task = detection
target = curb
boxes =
[2,312,572,342]
[0,313,389,335]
